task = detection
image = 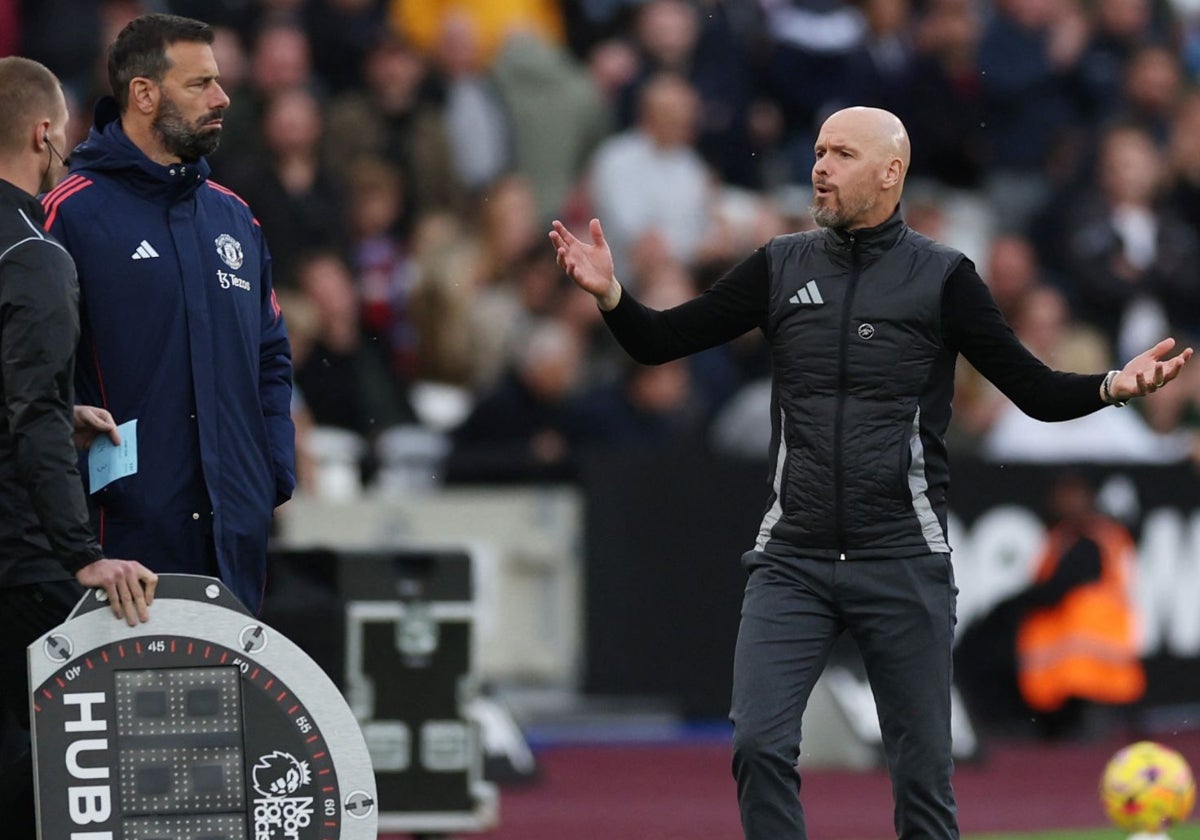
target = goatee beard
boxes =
[811,204,840,228]
[810,193,876,230]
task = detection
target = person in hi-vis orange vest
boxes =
[1016,475,1146,715]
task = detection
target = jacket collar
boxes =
[67,96,210,204]
[0,178,45,222]
[822,206,907,259]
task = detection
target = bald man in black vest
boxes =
[551,106,1191,839]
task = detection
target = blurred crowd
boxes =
[11,0,1200,497]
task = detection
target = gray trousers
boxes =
[730,550,959,840]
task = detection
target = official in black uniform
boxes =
[550,106,1192,840]
[0,56,158,839]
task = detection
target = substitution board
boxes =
[28,573,377,840]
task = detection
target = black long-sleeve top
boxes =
[603,248,1108,422]
[0,179,102,584]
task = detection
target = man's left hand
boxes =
[1113,338,1194,401]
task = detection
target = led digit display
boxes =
[117,668,245,817]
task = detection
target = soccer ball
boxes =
[1100,740,1196,833]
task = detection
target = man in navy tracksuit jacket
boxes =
[42,14,294,612]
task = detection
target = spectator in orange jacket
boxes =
[1016,472,1146,738]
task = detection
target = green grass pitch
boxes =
[966,825,1200,840]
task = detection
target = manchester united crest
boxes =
[215,233,244,269]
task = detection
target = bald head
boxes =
[810,107,911,230]
[826,107,910,170]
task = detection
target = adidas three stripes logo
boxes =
[789,280,824,306]
[131,240,159,260]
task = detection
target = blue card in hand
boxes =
[88,418,138,493]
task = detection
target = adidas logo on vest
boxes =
[789,280,824,306]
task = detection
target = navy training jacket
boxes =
[43,97,295,612]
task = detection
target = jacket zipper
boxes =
[834,234,861,559]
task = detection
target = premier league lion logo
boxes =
[252,751,313,798]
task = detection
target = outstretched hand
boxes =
[549,218,622,310]
[1112,338,1194,402]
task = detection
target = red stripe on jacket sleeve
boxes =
[207,180,261,226]
[40,173,84,208]
[41,176,93,231]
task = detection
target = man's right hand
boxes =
[549,218,623,311]
[75,559,158,626]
